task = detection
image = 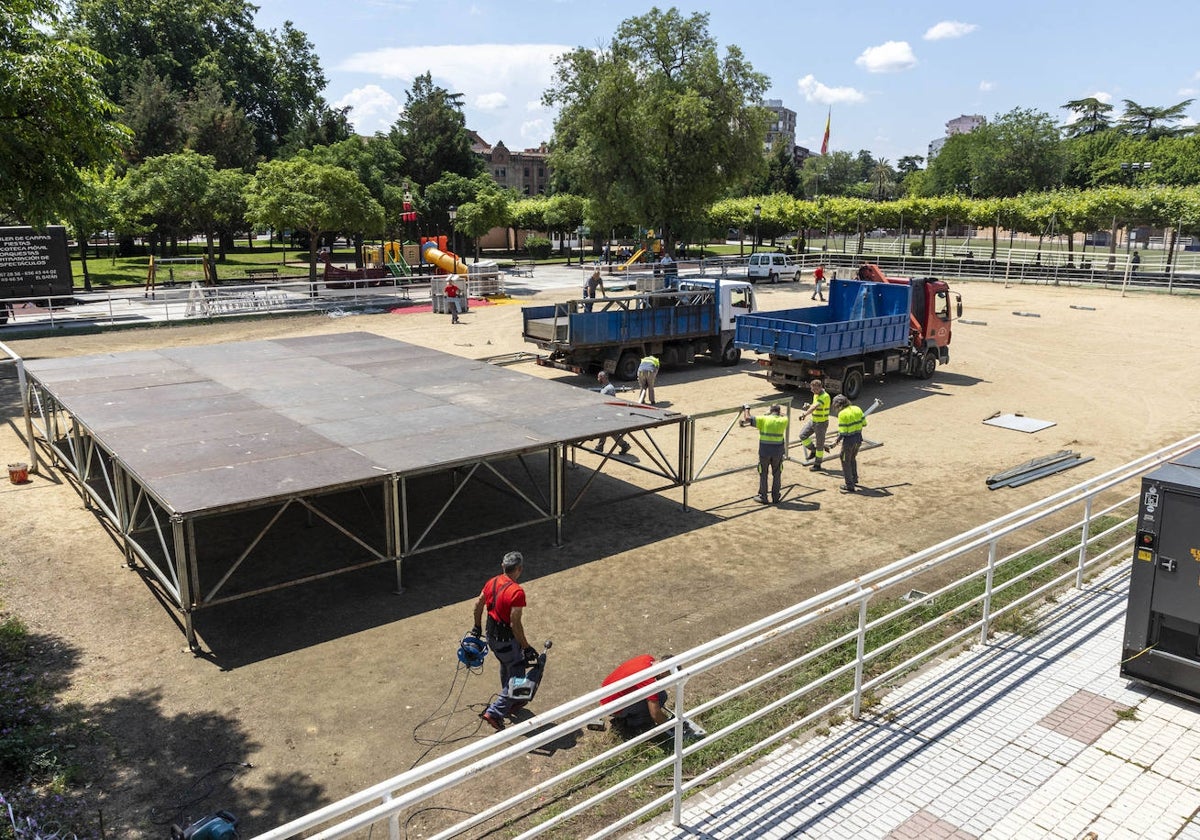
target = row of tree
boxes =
[710,187,1200,265]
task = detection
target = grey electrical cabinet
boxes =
[1121,449,1200,700]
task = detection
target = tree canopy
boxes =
[388,72,482,189]
[543,8,768,255]
[1,0,127,224]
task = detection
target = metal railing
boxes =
[251,433,1200,840]
[0,279,430,331]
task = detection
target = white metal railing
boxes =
[0,340,38,472]
[0,279,428,330]
[251,433,1200,840]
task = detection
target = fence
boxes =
[250,432,1200,840]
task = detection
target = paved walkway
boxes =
[637,564,1200,839]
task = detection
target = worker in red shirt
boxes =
[472,551,536,730]
[445,278,462,323]
[601,654,670,733]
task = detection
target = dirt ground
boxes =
[2,277,1199,836]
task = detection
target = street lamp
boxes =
[578,224,586,265]
[447,204,458,275]
[753,203,761,255]
[1120,161,1152,186]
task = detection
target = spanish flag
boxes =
[820,109,830,155]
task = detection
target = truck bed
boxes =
[734,279,912,362]
[522,294,720,350]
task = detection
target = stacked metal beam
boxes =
[986,450,1094,489]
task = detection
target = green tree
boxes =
[113,150,213,255]
[1,0,127,224]
[1120,99,1195,140]
[1061,97,1114,138]
[119,61,184,163]
[183,80,257,170]
[244,157,385,281]
[69,0,333,159]
[389,72,482,189]
[453,187,510,261]
[544,8,768,256]
[969,108,1065,197]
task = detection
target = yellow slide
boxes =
[421,242,468,276]
[617,248,646,271]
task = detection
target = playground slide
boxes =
[421,243,468,276]
[617,248,646,271]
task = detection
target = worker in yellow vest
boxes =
[742,403,789,504]
[797,378,831,471]
[831,394,867,493]
[636,355,660,404]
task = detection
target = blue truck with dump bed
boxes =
[522,277,757,380]
[734,264,962,399]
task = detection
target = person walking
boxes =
[472,551,537,730]
[582,268,607,313]
[796,378,831,471]
[742,402,789,504]
[831,394,866,493]
[637,354,660,404]
[445,278,463,324]
[594,371,630,455]
[812,265,826,301]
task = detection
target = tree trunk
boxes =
[79,237,92,292]
[205,232,218,284]
[353,233,365,268]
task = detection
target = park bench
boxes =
[952,250,974,259]
[245,267,280,280]
[507,261,535,278]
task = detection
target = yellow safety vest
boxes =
[756,414,789,444]
[640,355,660,369]
[838,406,866,435]
[811,391,831,423]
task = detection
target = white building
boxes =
[927,114,986,160]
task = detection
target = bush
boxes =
[525,236,552,260]
[909,242,925,256]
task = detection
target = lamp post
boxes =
[753,203,761,255]
[447,204,458,275]
[578,224,586,265]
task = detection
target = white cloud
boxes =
[979,80,994,92]
[1178,87,1198,97]
[855,41,917,73]
[521,119,548,141]
[338,43,572,143]
[335,84,400,133]
[796,74,866,105]
[526,100,544,112]
[924,21,978,41]
[475,92,508,110]
[1092,91,1113,104]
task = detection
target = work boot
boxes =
[804,445,815,460]
[810,461,823,471]
[480,711,504,731]
[619,443,631,455]
[753,495,768,504]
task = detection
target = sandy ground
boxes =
[2,277,1199,836]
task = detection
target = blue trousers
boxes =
[486,637,527,718]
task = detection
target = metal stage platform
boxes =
[20,332,688,649]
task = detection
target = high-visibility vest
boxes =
[838,405,866,435]
[756,414,789,444]
[640,355,660,370]
[811,391,831,423]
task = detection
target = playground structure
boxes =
[420,241,468,276]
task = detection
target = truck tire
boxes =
[841,368,864,400]
[718,340,741,366]
[792,271,801,282]
[616,351,640,381]
[919,351,937,379]
[769,272,778,284]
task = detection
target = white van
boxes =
[746,252,800,284]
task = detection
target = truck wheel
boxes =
[841,369,864,400]
[719,340,741,366]
[792,271,801,282]
[919,351,937,379]
[769,272,778,284]
[616,351,640,381]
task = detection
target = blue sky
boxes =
[253,0,1200,164]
